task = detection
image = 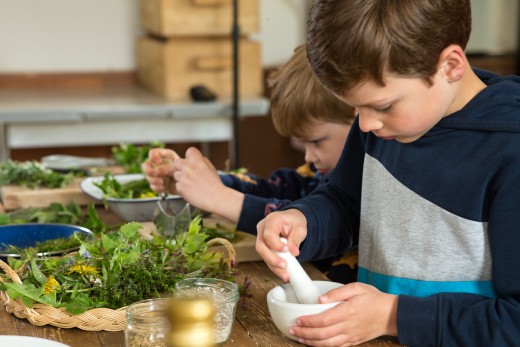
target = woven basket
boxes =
[0,237,235,331]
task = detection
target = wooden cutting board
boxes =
[0,166,125,211]
[0,177,97,211]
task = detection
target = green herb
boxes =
[0,216,239,314]
[112,141,164,174]
[93,172,156,199]
[0,160,74,189]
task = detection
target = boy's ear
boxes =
[437,44,466,83]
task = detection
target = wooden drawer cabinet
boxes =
[137,37,263,101]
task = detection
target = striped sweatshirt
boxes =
[290,69,520,346]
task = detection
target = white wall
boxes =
[0,0,309,73]
[0,0,141,72]
[467,0,519,54]
[0,0,516,74]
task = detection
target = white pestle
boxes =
[276,238,322,304]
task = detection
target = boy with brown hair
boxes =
[256,0,520,346]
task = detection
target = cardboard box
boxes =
[137,36,263,101]
[141,0,259,37]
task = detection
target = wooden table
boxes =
[0,260,403,347]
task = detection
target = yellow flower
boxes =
[67,265,99,276]
[43,276,60,294]
[139,191,157,198]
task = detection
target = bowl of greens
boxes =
[80,173,187,222]
[0,223,93,260]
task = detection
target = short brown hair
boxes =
[268,43,355,139]
[307,0,472,96]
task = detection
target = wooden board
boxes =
[0,177,97,211]
[0,166,125,211]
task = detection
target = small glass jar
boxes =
[175,278,239,344]
[125,298,170,347]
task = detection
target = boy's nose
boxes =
[304,149,317,164]
[358,112,383,133]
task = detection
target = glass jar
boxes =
[125,298,170,347]
[175,278,239,344]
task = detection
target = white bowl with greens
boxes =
[80,173,187,222]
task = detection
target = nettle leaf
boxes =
[183,234,208,255]
[119,222,142,240]
[188,215,203,234]
[101,234,118,252]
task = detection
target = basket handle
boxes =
[0,259,23,284]
[208,237,236,264]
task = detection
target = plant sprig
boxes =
[112,141,164,174]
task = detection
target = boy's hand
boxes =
[256,209,308,282]
[141,148,179,193]
[289,282,398,346]
[172,147,237,215]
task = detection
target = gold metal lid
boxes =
[167,297,215,347]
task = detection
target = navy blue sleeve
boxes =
[219,167,318,200]
[220,167,321,235]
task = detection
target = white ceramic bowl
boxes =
[80,173,187,222]
[267,280,344,341]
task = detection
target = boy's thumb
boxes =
[185,147,202,160]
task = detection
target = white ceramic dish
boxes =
[0,335,71,347]
[80,173,187,222]
[267,280,344,341]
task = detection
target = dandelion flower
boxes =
[67,264,99,276]
[43,276,60,294]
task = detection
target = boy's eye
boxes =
[376,104,393,113]
[312,139,324,146]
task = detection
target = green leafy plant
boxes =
[93,172,156,199]
[0,160,74,189]
[0,216,239,314]
[112,141,164,174]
